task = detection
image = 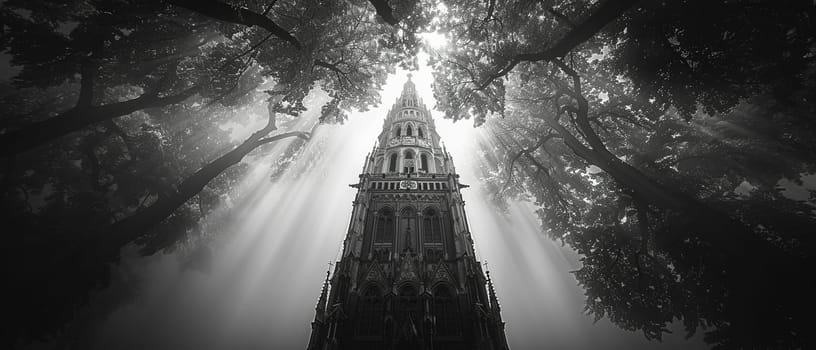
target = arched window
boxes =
[433,285,460,336]
[400,207,417,250]
[375,208,395,243]
[423,208,443,243]
[403,150,415,174]
[420,154,428,172]
[395,126,402,137]
[357,285,383,335]
[418,127,424,139]
[389,154,398,173]
[406,125,413,137]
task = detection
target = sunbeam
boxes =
[82,57,706,350]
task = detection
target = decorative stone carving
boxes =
[399,180,418,190]
[371,193,443,202]
[397,252,419,282]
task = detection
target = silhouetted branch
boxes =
[107,128,310,250]
[0,85,200,157]
[219,32,275,70]
[314,59,348,76]
[477,0,639,89]
[168,0,301,49]
[368,0,399,25]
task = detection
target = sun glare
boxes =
[420,31,448,50]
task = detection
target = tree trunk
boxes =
[0,87,199,157]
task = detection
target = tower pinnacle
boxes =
[314,269,330,322]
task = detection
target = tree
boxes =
[1,0,430,343]
[431,0,816,348]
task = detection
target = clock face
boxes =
[399,180,418,190]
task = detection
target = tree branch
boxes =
[503,133,559,190]
[552,59,606,152]
[367,0,399,25]
[477,0,639,89]
[0,85,200,157]
[168,0,302,49]
[314,59,348,76]
[261,0,279,16]
[106,128,309,250]
[257,131,310,146]
[219,32,275,70]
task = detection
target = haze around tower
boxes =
[63,53,704,350]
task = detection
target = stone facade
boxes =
[307,76,509,350]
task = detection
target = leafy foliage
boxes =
[1,0,429,343]
[431,0,816,348]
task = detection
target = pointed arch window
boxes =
[418,127,424,139]
[389,153,398,173]
[395,126,402,137]
[433,285,460,336]
[375,208,395,243]
[406,125,413,137]
[420,154,428,172]
[357,285,383,336]
[400,207,417,250]
[423,208,443,243]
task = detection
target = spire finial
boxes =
[407,72,413,81]
[314,267,331,322]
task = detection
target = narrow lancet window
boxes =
[420,154,428,171]
[375,208,395,243]
[423,208,442,243]
[389,154,397,173]
[400,207,417,249]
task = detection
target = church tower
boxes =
[307,76,510,350]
